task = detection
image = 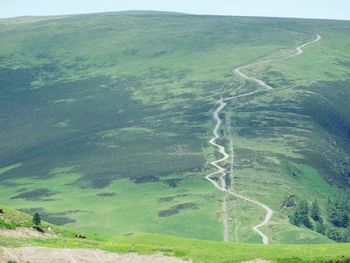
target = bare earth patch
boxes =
[0,227,55,238]
[0,246,192,263]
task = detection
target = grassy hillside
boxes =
[2,233,350,263]
[0,11,349,243]
[1,206,350,263]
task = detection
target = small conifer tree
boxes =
[32,212,41,228]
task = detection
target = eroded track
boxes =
[205,35,321,244]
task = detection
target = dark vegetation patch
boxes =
[158,193,215,203]
[10,188,55,201]
[18,207,78,225]
[158,202,199,217]
[231,79,350,189]
[337,58,350,68]
[0,68,38,94]
[158,208,179,217]
[262,68,292,87]
[97,192,116,197]
[325,258,350,263]
[162,178,183,188]
[130,175,160,184]
[79,173,118,189]
[158,194,189,202]
[185,80,225,92]
[0,181,27,187]
[145,68,188,82]
[56,209,91,215]
[296,80,350,188]
[233,148,271,168]
[0,72,205,189]
[198,193,216,199]
[182,104,211,123]
[16,187,30,193]
[42,198,57,201]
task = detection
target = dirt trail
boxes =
[0,247,191,263]
[225,34,322,100]
[205,34,321,244]
[206,98,272,244]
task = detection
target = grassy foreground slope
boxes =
[3,234,350,263]
[1,206,350,263]
[0,12,349,243]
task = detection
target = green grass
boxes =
[0,206,75,238]
[0,206,33,229]
[0,172,223,240]
[1,233,350,263]
[0,11,349,244]
[1,206,349,263]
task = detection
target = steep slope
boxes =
[206,35,322,244]
[0,12,349,243]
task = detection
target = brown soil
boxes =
[0,227,55,238]
[0,246,192,263]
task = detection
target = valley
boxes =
[0,11,350,246]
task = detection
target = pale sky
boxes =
[1,0,349,20]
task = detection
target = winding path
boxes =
[205,34,321,244]
[225,34,321,101]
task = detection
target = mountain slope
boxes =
[0,11,349,243]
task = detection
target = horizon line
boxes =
[1,10,350,22]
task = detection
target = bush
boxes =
[280,195,296,209]
[327,228,345,242]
